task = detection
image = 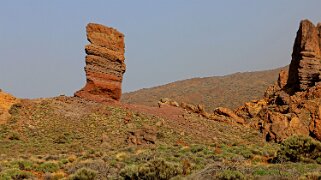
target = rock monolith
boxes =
[75,23,126,102]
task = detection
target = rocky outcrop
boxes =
[156,20,321,141]
[75,23,126,102]
[127,125,158,145]
[214,107,245,124]
[158,98,179,107]
[236,20,321,142]
[158,98,245,124]
[0,90,20,124]
[287,20,321,91]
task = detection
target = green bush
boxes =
[216,170,245,180]
[69,168,97,180]
[120,159,182,180]
[0,168,35,180]
[275,135,321,163]
[36,162,60,173]
[11,160,34,170]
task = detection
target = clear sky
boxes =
[1,1,321,98]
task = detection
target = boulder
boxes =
[158,98,179,108]
[127,125,158,145]
[213,107,245,124]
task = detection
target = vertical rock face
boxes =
[287,19,321,91]
[75,23,126,102]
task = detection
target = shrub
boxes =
[239,148,253,159]
[11,160,34,170]
[60,159,69,165]
[275,135,321,163]
[53,133,72,144]
[36,162,60,173]
[8,132,20,140]
[66,160,109,179]
[252,168,280,176]
[44,172,65,180]
[8,103,22,115]
[120,159,182,180]
[299,172,321,180]
[216,170,245,180]
[190,145,205,153]
[0,168,35,179]
[69,168,97,180]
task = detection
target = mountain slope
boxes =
[0,96,279,179]
[122,66,287,111]
[0,94,320,179]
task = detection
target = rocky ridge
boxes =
[158,98,245,125]
[75,23,126,102]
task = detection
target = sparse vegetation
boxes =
[120,159,182,180]
[0,168,35,179]
[69,168,97,180]
[275,135,321,163]
[216,170,245,180]
[122,67,285,110]
[0,97,320,178]
[36,162,60,173]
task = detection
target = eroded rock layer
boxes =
[75,23,126,102]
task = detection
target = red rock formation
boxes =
[287,20,321,91]
[236,20,321,142]
[75,23,126,102]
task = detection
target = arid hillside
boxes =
[1,95,320,179]
[2,19,321,179]
[122,66,287,111]
[0,94,321,179]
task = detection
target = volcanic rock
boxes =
[158,98,179,108]
[213,107,245,124]
[127,125,158,145]
[287,19,321,91]
[75,23,126,102]
[236,20,321,142]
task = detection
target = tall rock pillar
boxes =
[75,23,126,102]
[287,20,321,91]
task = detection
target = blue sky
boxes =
[1,1,321,98]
